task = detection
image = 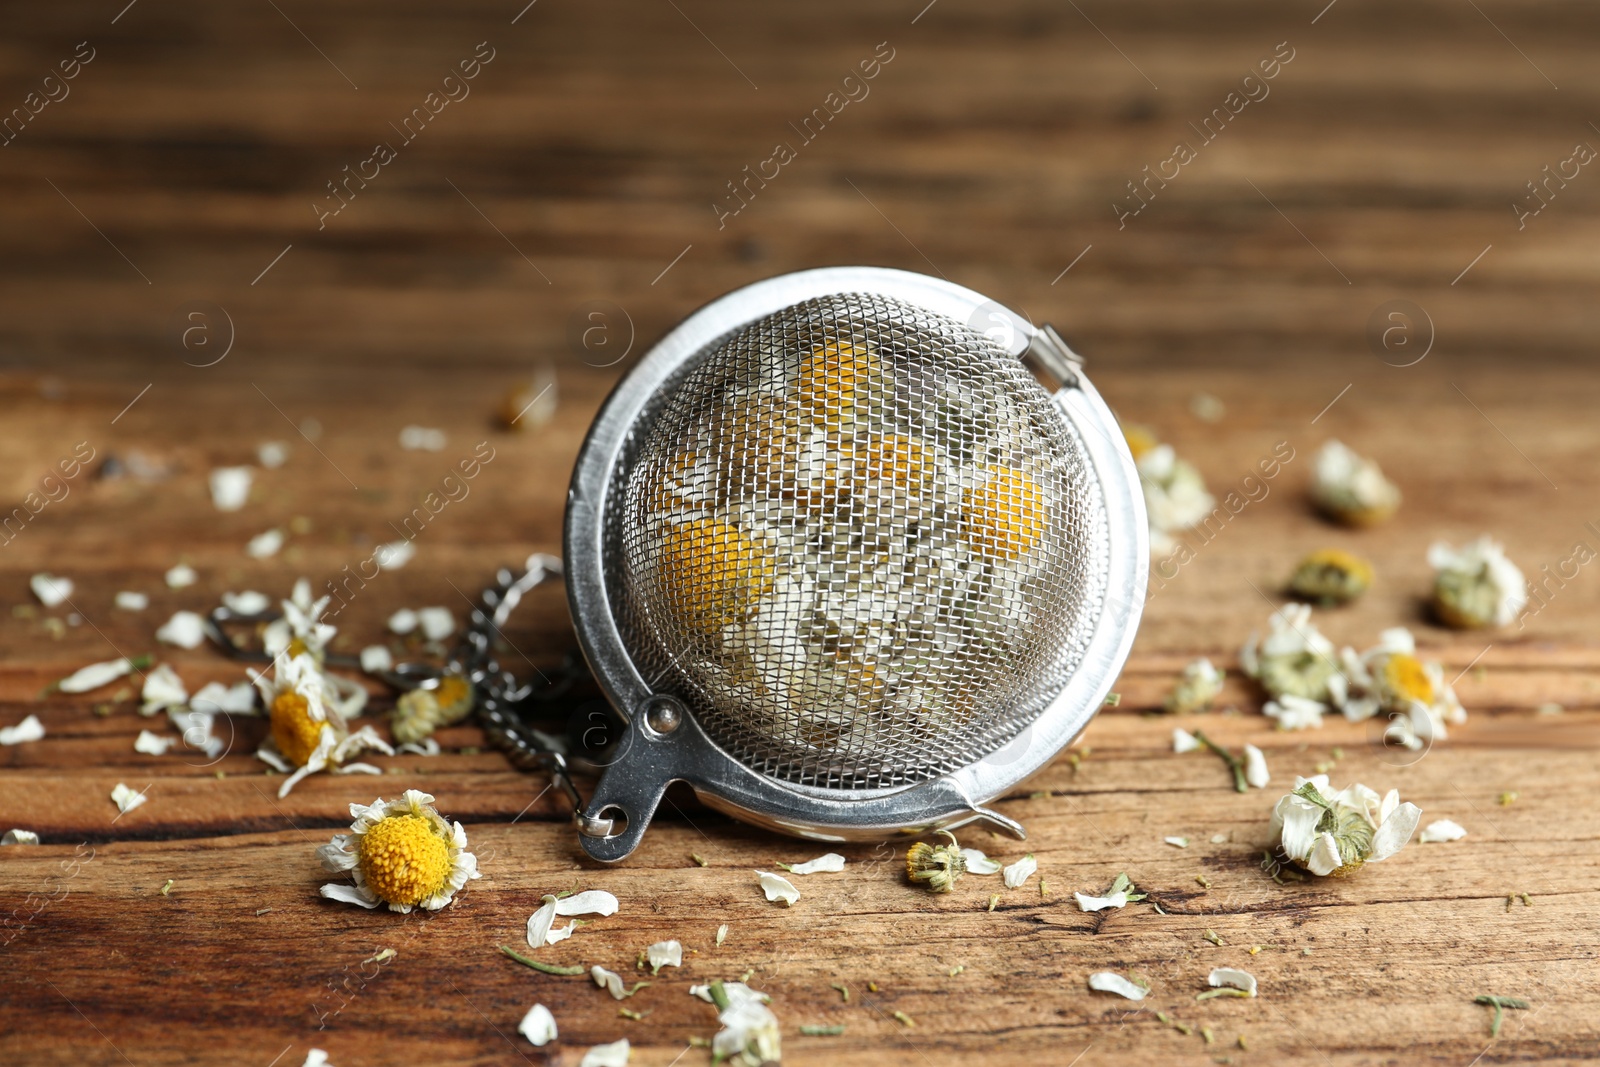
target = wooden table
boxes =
[3,1,1597,1063]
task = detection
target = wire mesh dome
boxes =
[609,292,1110,790]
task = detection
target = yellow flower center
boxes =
[286,637,310,659]
[657,517,775,635]
[1382,654,1435,706]
[795,342,884,428]
[269,690,324,767]
[1123,425,1159,461]
[963,466,1046,560]
[356,813,452,907]
[434,675,472,716]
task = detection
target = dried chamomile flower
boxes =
[1270,775,1421,877]
[251,653,392,797]
[1241,604,1339,706]
[1131,432,1215,553]
[1164,658,1224,714]
[1429,536,1527,629]
[1288,548,1372,607]
[391,674,475,745]
[1331,627,1464,749]
[695,980,781,1067]
[905,830,966,893]
[317,789,480,912]
[1310,440,1400,526]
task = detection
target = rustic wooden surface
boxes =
[3,0,1599,1064]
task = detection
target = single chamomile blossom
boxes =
[1271,775,1421,877]
[1240,603,1340,705]
[391,674,474,745]
[1288,548,1373,607]
[1331,627,1464,750]
[251,653,391,797]
[317,789,480,912]
[1134,439,1215,548]
[1429,536,1527,629]
[1310,440,1400,527]
[1164,657,1225,714]
[905,830,965,893]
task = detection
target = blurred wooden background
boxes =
[2,0,1598,1064]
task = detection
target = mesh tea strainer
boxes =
[565,267,1146,861]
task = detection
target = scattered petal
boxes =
[114,591,149,611]
[592,966,629,999]
[190,680,257,714]
[31,573,73,607]
[246,528,285,559]
[1420,819,1467,844]
[111,782,148,814]
[388,608,419,634]
[376,540,416,571]
[135,730,176,755]
[780,853,845,875]
[716,924,729,946]
[222,590,271,615]
[1164,836,1190,849]
[360,645,394,673]
[1002,853,1037,889]
[2,829,41,845]
[1173,727,1201,753]
[302,1051,332,1067]
[757,870,800,905]
[578,1038,630,1067]
[1208,968,1258,997]
[399,425,447,451]
[209,466,253,511]
[1088,972,1147,1001]
[960,848,1002,875]
[157,610,206,649]
[1165,658,1225,714]
[1243,744,1270,789]
[518,1003,558,1047]
[58,658,134,693]
[141,663,188,715]
[258,441,289,468]
[417,606,455,641]
[646,940,683,972]
[1074,891,1127,912]
[0,714,46,745]
[165,563,198,589]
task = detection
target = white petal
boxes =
[254,745,291,772]
[417,606,456,641]
[526,899,558,947]
[1307,832,1342,876]
[1087,972,1147,1000]
[592,965,627,999]
[0,714,46,746]
[111,782,148,814]
[209,466,253,511]
[246,528,284,559]
[114,591,149,611]
[1273,795,1322,863]
[1420,819,1467,844]
[388,608,419,634]
[783,853,845,875]
[1369,802,1422,863]
[222,590,270,615]
[546,922,577,944]
[134,730,175,755]
[646,940,683,971]
[1074,890,1127,912]
[1002,853,1037,889]
[359,645,394,673]
[334,762,382,776]
[302,1050,331,1067]
[1243,744,1270,789]
[156,611,206,649]
[320,883,381,908]
[376,540,416,571]
[578,1039,630,1067]
[58,659,133,694]
[396,738,442,756]
[191,680,258,714]
[2,829,41,845]
[317,839,358,873]
[140,663,188,714]
[31,573,73,607]
[716,924,729,946]
[960,848,1002,875]
[258,441,289,468]
[555,890,620,917]
[1208,967,1257,996]
[1164,836,1189,848]
[757,870,800,905]
[1172,727,1200,753]
[518,1003,558,1047]
[165,564,197,589]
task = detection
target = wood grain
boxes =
[2,0,1598,1064]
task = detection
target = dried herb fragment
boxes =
[499,945,585,976]
[1475,994,1530,1038]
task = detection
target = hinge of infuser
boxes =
[1023,324,1085,390]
